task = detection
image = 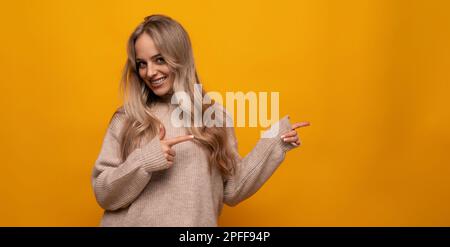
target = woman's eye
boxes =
[137,62,146,69]
[155,57,166,65]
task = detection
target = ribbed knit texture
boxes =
[91,102,297,226]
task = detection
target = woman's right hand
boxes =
[159,124,194,166]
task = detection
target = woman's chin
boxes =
[152,88,172,99]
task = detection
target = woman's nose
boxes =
[146,64,157,78]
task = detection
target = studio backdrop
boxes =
[1,0,449,226]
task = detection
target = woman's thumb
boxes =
[159,124,166,140]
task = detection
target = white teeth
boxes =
[151,76,166,85]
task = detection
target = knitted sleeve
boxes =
[223,115,297,206]
[91,109,169,211]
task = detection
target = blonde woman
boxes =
[91,14,310,226]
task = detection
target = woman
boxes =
[91,14,309,226]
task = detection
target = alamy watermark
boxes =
[169,84,281,138]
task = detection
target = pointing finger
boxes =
[292,122,310,130]
[166,135,195,147]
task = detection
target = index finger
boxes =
[292,122,310,130]
[166,135,195,147]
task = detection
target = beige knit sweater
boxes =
[91,102,296,226]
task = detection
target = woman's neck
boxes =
[158,94,172,103]
[150,93,175,109]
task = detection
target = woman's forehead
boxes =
[135,33,160,59]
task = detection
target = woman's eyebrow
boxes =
[136,54,161,61]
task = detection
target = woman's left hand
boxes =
[281,121,310,147]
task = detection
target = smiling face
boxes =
[135,32,175,99]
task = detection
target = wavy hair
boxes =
[118,14,236,177]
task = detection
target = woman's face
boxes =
[135,33,174,98]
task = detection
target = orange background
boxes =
[1,0,449,226]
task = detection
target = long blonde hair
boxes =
[118,14,236,177]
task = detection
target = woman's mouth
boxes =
[151,76,167,87]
